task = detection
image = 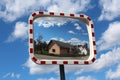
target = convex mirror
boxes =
[29,12,96,65]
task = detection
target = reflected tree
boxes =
[34,35,47,54]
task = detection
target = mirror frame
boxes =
[28,11,96,65]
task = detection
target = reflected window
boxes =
[52,49,55,52]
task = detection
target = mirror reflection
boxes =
[33,17,90,60]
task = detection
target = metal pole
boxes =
[59,64,65,80]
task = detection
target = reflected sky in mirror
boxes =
[33,17,90,59]
[34,17,89,45]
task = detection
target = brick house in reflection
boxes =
[48,40,74,55]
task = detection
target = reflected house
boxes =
[47,40,89,56]
[77,45,89,55]
[48,40,74,55]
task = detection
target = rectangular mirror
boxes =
[29,12,96,64]
[34,17,90,60]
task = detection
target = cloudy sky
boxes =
[34,17,89,45]
[0,0,120,80]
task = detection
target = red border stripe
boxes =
[32,57,37,62]
[39,12,44,15]
[93,41,96,46]
[32,13,36,17]
[60,13,64,16]
[92,32,95,37]
[70,14,74,17]
[29,20,33,24]
[74,61,78,64]
[94,50,97,54]
[91,58,95,62]
[50,12,54,15]
[63,61,68,64]
[30,48,33,53]
[41,61,46,64]
[87,17,91,21]
[80,15,84,17]
[30,38,33,43]
[91,24,94,28]
[52,61,57,64]
[84,61,89,64]
[29,29,33,34]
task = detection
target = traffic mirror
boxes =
[29,12,96,65]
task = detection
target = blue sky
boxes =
[34,17,89,45]
[0,0,120,80]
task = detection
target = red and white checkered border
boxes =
[28,11,97,65]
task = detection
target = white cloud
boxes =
[35,17,67,28]
[74,23,82,30]
[69,38,88,45]
[3,73,10,78]
[68,30,76,34]
[49,77,57,80]
[46,37,65,43]
[11,73,15,78]
[34,17,82,28]
[69,38,80,42]
[6,21,28,42]
[97,21,120,51]
[65,47,120,74]
[106,64,120,80]
[48,37,83,45]
[50,37,65,42]
[0,0,91,22]
[59,38,65,42]
[76,26,81,30]
[3,72,21,79]
[82,33,88,35]
[0,0,36,21]
[99,0,120,21]
[37,77,57,80]
[47,0,91,13]
[37,78,47,80]
[50,38,58,41]
[24,57,59,75]
[76,76,96,80]
[91,47,120,70]
[51,37,82,44]
[16,74,21,79]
